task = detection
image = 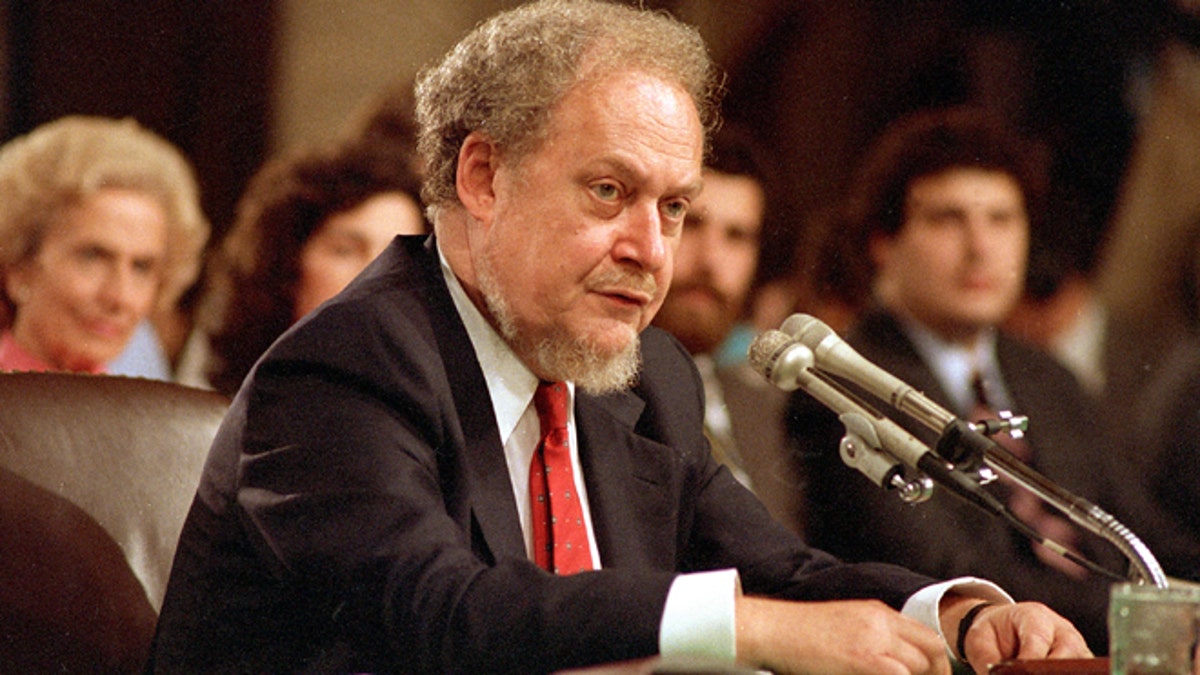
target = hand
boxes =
[736,595,951,675]
[946,599,1092,674]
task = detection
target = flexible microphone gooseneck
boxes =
[753,316,1167,587]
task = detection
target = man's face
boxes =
[871,167,1029,344]
[471,70,704,392]
[652,169,763,355]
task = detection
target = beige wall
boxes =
[273,0,524,152]
[271,0,778,152]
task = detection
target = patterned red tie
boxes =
[529,381,594,574]
[970,373,1085,579]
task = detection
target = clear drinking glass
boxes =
[1110,581,1200,674]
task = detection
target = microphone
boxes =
[782,314,999,468]
[747,327,814,392]
[749,329,913,494]
[780,313,959,437]
[749,329,1000,508]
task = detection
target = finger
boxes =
[859,656,926,675]
[891,615,952,674]
[887,639,951,675]
[868,653,950,675]
[859,635,949,675]
[1012,614,1091,660]
[963,634,1005,673]
[1014,628,1054,660]
[1046,625,1093,659]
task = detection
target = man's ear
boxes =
[456,131,499,224]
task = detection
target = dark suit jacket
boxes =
[786,309,1121,654]
[717,363,805,535]
[149,237,936,674]
[1112,336,1200,581]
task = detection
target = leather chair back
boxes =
[0,372,228,673]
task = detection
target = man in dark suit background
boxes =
[651,125,804,535]
[786,106,1121,653]
[149,3,1089,673]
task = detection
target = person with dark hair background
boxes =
[652,123,805,534]
[178,121,427,395]
[786,106,1123,653]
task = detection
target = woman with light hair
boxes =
[0,115,209,373]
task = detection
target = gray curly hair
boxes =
[415,0,723,218]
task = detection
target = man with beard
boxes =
[149,3,1090,674]
[652,126,803,534]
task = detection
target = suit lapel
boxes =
[856,311,954,406]
[415,236,679,568]
[575,390,678,571]
[417,238,527,563]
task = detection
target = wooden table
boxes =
[557,657,1111,674]
[989,658,1110,674]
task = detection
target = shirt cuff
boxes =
[902,577,1014,662]
[659,568,741,663]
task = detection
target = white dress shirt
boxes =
[900,317,1013,416]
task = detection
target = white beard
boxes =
[475,246,642,395]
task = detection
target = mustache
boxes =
[586,267,658,298]
[665,279,730,307]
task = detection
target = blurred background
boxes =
[0,1,1163,236]
[2,0,1199,396]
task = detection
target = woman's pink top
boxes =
[0,332,105,374]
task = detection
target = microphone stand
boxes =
[863,359,1168,586]
[817,371,1145,584]
[937,418,1169,588]
[748,326,1168,587]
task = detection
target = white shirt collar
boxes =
[435,242,575,444]
[897,316,1008,415]
[436,242,595,566]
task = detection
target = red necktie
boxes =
[529,381,594,574]
[969,373,1086,579]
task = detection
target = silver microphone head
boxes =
[747,329,814,391]
[780,313,838,350]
